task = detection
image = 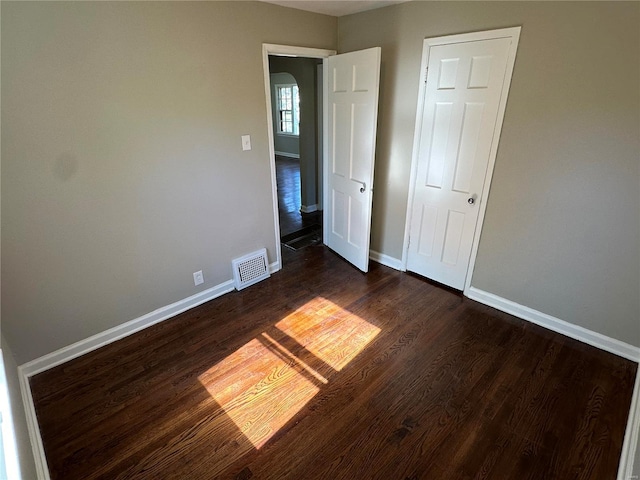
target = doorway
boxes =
[262,44,335,270]
[269,56,323,251]
[263,44,381,273]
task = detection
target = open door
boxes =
[323,47,381,273]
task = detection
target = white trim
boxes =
[316,63,324,212]
[468,286,640,478]
[369,250,404,271]
[426,27,522,47]
[14,260,638,480]
[274,82,300,136]
[262,44,336,271]
[322,58,329,246]
[18,369,48,479]
[268,260,280,275]
[618,367,640,480]
[17,271,271,480]
[276,133,299,138]
[466,286,640,363]
[400,32,431,270]
[274,151,300,159]
[263,44,336,58]
[20,281,234,377]
[300,204,318,214]
[462,27,521,293]
[0,350,22,480]
[402,27,522,292]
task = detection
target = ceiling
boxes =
[259,0,409,17]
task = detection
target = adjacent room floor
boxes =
[276,155,321,249]
[30,246,637,479]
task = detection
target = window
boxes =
[276,84,300,136]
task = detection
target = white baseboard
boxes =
[465,286,640,480]
[618,367,640,480]
[369,250,404,271]
[21,259,280,379]
[466,286,640,363]
[268,260,281,274]
[16,266,638,480]
[18,368,49,480]
[17,277,243,480]
[20,280,234,378]
[274,151,300,159]
[300,204,318,214]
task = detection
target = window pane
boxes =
[275,84,299,135]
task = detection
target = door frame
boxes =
[401,27,521,294]
[262,44,336,271]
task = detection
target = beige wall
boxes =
[2,1,638,472]
[339,1,640,346]
[1,1,336,364]
[2,0,638,362]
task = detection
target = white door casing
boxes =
[324,47,381,272]
[262,44,336,273]
[404,28,521,290]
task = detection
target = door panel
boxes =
[407,36,513,289]
[453,102,485,193]
[332,190,346,239]
[426,102,453,188]
[417,205,438,257]
[324,47,381,272]
[332,104,350,178]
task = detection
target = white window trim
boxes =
[274,83,300,137]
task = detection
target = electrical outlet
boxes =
[193,270,204,286]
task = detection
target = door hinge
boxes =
[424,66,429,84]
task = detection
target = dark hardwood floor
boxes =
[30,246,637,479]
[276,155,321,239]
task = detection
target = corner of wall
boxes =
[0,338,38,480]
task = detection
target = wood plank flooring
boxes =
[30,246,637,479]
[276,156,321,238]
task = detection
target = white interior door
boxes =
[406,29,520,290]
[324,47,381,272]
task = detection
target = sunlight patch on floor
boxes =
[198,338,319,449]
[197,296,380,449]
[275,297,381,371]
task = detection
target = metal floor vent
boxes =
[232,248,270,290]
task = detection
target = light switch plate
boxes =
[241,135,251,151]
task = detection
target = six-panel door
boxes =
[324,47,381,272]
[406,37,512,289]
